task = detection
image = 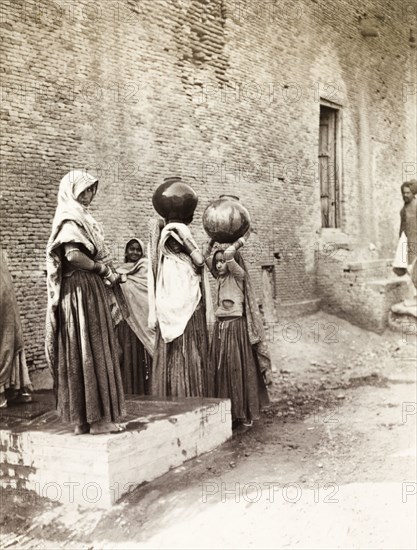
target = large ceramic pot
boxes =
[202,195,251,243]
[152,177,198,223]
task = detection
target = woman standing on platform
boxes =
[116,238,154,395]
[45,170,126,435]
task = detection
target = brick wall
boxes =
[1,0,416,381]
[316,251,410,332]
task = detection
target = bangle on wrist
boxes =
[190,249,204,266]
[98,264,111,278]
[93,262,105,275]
[184,238,198,255]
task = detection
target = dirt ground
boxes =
[1,311,416,549]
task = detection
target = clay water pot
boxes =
[203,195,251,243]
[152,177,198,223]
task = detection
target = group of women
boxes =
[45,170,270,435]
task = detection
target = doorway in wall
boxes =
[319,103,342,228]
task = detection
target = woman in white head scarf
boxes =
[45,170,126,435]
[148,220,214,398]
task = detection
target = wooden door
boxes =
[319,107,339,227]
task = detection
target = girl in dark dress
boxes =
[207,236,270,426]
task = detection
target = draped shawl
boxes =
[45,170,127,376]
[148,220,214,343]
[116,238,155,355]
[211,247,272,376]
[0,247,32,391]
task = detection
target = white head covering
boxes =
[154,223,202,343]
[45,170,112,372]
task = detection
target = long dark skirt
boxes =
[57,271,126,425]
[151,303,209,398]
[116,320,152,395]
[210,316,268,423]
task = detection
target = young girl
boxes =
[207,236,270,426]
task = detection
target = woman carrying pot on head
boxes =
[45,170,127,435]
[115,238,155,395]
[148,177,214,398]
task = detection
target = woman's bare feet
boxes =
[90,421,125,435]
[74,423,90,435]
[8,390,32,404]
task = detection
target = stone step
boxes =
[365,277,409,292]
[319,276,409,333]
[344,259,393,272]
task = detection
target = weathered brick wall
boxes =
[1,0,416,382]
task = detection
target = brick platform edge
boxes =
[0,397,232,509]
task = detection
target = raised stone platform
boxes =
[316,252,411,333]
[0,394,232,508]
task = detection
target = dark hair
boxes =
[165,235,185,254]
[401,181,413,192]
[212,249,225,274]
[124,239,143,263]
[404,179,417,195]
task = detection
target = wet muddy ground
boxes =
[1,312,416,549]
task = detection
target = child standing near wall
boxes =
[207,235,270,427]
